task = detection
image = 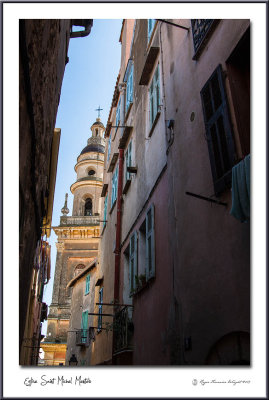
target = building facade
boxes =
[97,19,250,365]
[19,19,93,364]
[42,118,105,365]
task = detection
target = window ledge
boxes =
[139,47,160,86]
[101,224,106,236]
[109,200,117,215]
[123,179,131,195]
[125,102,133,123]
[129,276,155,297]
[148,110,161,137]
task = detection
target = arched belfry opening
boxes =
[85,198,93,216]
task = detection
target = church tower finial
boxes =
[61,193,69,215]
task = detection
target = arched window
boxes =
[95,128,98,136]
[74,264,85,276]
[84,198,93,216]
[88,169,95,176]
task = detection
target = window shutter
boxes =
[155,64,160,111]
[103,195,108,227]
[149,82,154,127]
[200,64,236,195]
[126,64,134,113]
[126,140,132,181]
[116,97,121,127]
[81,310,88,343]
[98,288,103,330]
[129,231,138,293]
[146,204,155,279]
[148,19,155,41]
[85,275,90,294]
[107,135,111,162]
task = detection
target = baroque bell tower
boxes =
[42,117,105,365]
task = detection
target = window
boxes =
[191,20,219,60]
[125,63,133,113]
[88,169,95,176]
[85,274,90,295]
[129,231,138,294]
[103,195,108,227]
[200,64,236,195]
[149,63,160,129]
[146,204,155,279]
[84,198,92,216]
[191,20,214,53]
[125,140,132,181]
[116,97,121,129]
[148,19,155,42]
[107,135,111,163]
[81,311,88,344]
[111,164,118,207]
[98,288,103,331]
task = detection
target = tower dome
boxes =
[80,117,105,156]
[70,116,105,216]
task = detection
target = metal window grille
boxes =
[191,19,214,53]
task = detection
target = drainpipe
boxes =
[114,85,125,303]
[114,148,124,303]
[112,85,125,364]
[70,19,93,38]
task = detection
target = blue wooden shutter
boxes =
[116,97,121,128]
[126,64,133,112]
[111,165,118,207]
[126,140,132,181]
[146,204,155,279]
[200,64,236,195]
[148,19,155,41]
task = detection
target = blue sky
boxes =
[42,19,122,332]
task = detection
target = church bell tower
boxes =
[41,117,105,365]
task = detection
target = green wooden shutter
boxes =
[200,64,236,195]
[85,275,90,295]
[146,204,155,279]
[81,311,88,343]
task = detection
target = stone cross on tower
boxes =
[95,106,103,119]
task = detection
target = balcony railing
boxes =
[75,328,95,347]
[76,329,89,346]
[113,306,134,354]
[60,215,100,226]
